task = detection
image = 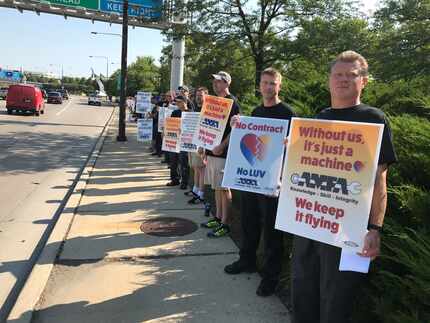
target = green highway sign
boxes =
[41,0,99,10]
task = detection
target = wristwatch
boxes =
[368,223,383,233]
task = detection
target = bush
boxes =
[364,79,430,118]
[387,185,430,230]
[369,226,430,323]
[388,115,430,190]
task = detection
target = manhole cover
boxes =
[140,217,198,237]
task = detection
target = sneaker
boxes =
[207,224,230,238]
[166,181,180,186]
[204,203,211,217]
[188,196,203,204]
[180,183,188,190]
[200,218,220,229]
[151,152,158,156]
[184,190,197,197]
[256,279,278,297]
[224,259,257,275]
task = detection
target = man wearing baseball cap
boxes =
[178,85,195,111]
[201,71,240,238]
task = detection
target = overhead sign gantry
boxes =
[0,0,176,29]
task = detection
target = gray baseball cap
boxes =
[178,85,189,92]
[212,71,232,84]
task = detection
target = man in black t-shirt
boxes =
[201,71,240,238]
[166,95,190,188]
[291,51,397,323]
[223,68,295,297]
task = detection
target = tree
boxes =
[371,0,430,81]
[105,56,160,97]
[181,0,356,93]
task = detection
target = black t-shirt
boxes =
[151,105,159,125]
[251,101,295,122]
[170,108,182,118]
[206,94,240,159]
[317,104,397,165]
[193,101,202,112]
[186,98,196,112]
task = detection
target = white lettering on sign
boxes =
[56,0,81,4]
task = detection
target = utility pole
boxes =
[117,0,128,142]
[169,0,186,91]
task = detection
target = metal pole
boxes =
[117,0,128,142]
[170,36,185,91]
[106,57,109,79]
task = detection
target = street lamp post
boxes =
[117,0,128,142]
[89,55,109,79]
[91,31,122,37]
[90,30,126,142]
[49,63,63,82]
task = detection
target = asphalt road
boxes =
[0,96,114,320]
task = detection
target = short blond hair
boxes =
[261,67,282,83]
[330,50,369,76]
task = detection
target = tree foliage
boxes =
[105,56,160,97]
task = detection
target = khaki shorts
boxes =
[204,156,228,190]
[189,152,205,168]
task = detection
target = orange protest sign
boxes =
[275,118,384,250]
[194,95,233,150]
[162,117,181,153]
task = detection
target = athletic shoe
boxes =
[256,279,277,297]
[200,218,220,229]
[166,181,180,186]
[184,190,197,197]
[224,259,257,275]
[188,196,203,204]
[180,183,188,190]
[207,224,230,238]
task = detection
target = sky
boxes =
[0,0,379,78]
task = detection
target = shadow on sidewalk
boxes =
[15,252,280,323]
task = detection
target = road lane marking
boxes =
[55,99,72,116]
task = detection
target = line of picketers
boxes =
[144,50,397,323]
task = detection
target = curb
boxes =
[6,108,116,323]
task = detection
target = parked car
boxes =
[56,88,69,100]
[6,84,45,116]
[0,87,8,100]
[88,93,102,106]
[47,91,63,104]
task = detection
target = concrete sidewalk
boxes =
[11,113,290,323]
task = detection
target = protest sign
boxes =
[158,105,174,133]
[222,116,289,194]
[180,112,200,152]
[275,118,384,251]
[137,119,153,142]
[135,92,152,114]
[193,95,233,150]
[162,117,181,153]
